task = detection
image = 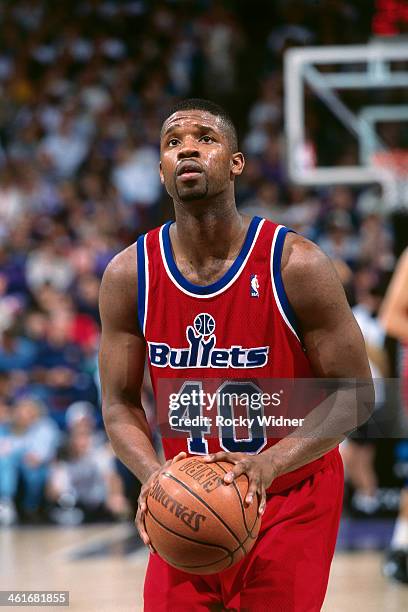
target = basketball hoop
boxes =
[371,149,408,209]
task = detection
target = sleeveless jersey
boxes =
[136,216,337,493]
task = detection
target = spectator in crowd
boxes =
[0,324,37,375]
[0,396,60,525]
[39,114,90,179]
[47,426,129,525]
[25,240,75,293]
[0,400,15,525]
[239,181,284,222]
[318,209,361,266]
[65,400,104,443]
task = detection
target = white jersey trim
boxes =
[270,225,301,342]
[159,219,265,299]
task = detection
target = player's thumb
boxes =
[172,451,187,464]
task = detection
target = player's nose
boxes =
[177,137,200,159]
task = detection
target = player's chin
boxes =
[177,186,209,202]
[175,175,208,202]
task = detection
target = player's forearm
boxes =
[102,402,161,484]
[265,433,343,477]
[265,382,374,477]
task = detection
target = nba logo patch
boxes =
[250,274,259,298]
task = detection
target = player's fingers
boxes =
[244,476,260,505]
[138,496,147,514]
[203,451,229,463]
[135,508,149,542]
[138,485,150,511]
[258,486,267,515]
[136,507,156,553]
[224,459,250,483]
[143,516,156,555]
[171,451,187,464]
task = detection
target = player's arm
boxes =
[99,247,186,549]
[99,246,161,485]
[205,234,373,513]
[265,234,373,472]
[379,248,408,343]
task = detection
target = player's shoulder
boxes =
[101,243,138,293]
[99,243,141,330]
[280,232,341,304]
[101,220,172,288]
[281,232,333,281]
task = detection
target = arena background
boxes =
[0,1,407,610]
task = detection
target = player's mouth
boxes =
[176,161,204,182]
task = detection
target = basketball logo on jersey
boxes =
[250,274,260,297]
[148,312,269,369]
[194,313,215,336]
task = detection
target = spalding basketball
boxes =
[144,457,261,574]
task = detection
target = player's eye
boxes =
[200,135,214,143]
[168,138,180,146]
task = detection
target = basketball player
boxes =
[99,99,372,611]
[380,247,408,584]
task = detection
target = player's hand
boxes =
[203,451,277,515]
[135,451,187,552]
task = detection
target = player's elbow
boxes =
[354,375,375,430]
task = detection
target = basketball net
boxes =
[371,149,408,210]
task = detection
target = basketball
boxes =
[144,457,261,574]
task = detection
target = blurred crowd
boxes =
[0,0,405,526]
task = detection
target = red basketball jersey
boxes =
[136,216,337,493]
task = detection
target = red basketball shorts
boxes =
[144,449,343,612]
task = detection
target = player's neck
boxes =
[171,205,249,268]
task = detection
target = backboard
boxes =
[284,39,408,210]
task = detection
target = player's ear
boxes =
[231,152,245,178]
[159,161,165,184]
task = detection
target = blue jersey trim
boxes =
[162,216,263,296]
[272,227,299,335]
[136,234,146,333]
